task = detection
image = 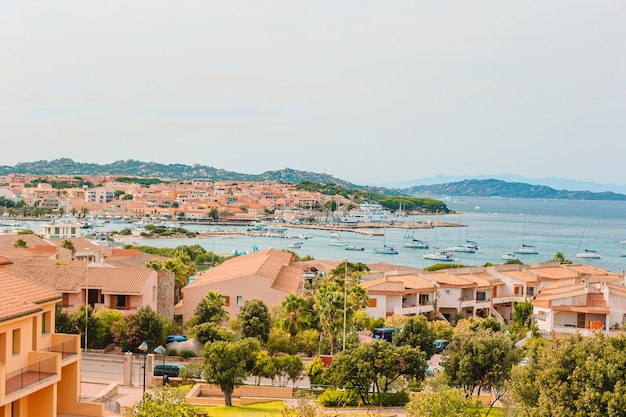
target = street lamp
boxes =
[138,341,149,395]
[343,258,348,351]
[154,345,166,386]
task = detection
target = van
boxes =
[372,328,397,342]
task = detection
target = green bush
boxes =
[179,349,197,358]
[371,390,410,406]
[167,349,178,356]
[318,388,359,407]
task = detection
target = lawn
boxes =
[196,401,399,417]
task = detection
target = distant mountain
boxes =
[402,179,626,201]
[0,159,402,196]
[1,159,624,201]
[383,174,626,195]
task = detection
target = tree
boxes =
[272,355,304,387]
[513,301,533,328]
[313,263,369,354]
[552,251,572,264]
[202,338,261,406]
[323,340,427,404]
[111,306,168,351]
[277,294,312,339]
[191,290,229,326]
[13,238,27,248]
[191,322,234,344]
[92,308,123,348]
[69,304,98,349]
[238,299,272,344]
[131,385,199,417]
[393,314,436,358]
[163,250,197,304]
[405,386,483,417]
[443,327,522,412]
[508,332,626,417]
[61,239,76,253]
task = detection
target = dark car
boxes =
[153,363,185,377]
[166,335,188,343]
[434,339,450,353]
[372,328,398,342]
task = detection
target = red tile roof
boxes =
[0,270,62,322]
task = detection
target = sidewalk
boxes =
[82,379,148,410]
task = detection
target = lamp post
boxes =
[343,258,348,351]
[84,256,89,352]
[154,345,166,386]
[138,341,148,395]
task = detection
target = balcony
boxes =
[492,295,528,305]
[2,352,60,399]
[40,334,80,362]
[394,304,434,315]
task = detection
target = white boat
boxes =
[373,244,399,255]
[403,221,430,249]
[576,249,602,259]
[328,239,348,247]
[514,244,539,255]
[288,242,303,249]
[446,242,479,253]
[501,252,520,261]
[404,239,430,249]
[335,201,408,225]
[329,231,341,238]
[345,244,364,251]
[423,251,459,262]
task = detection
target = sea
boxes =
[12,197,626,274]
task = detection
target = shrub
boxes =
[317,388,359,407]
[167,349,178,356]
[371,390,410,407]
[179,349,196,359]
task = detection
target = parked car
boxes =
[153,363,186,377]
[434,339,450,353]
[372,328,398,342]
[426,364,435,376]
[166,335,188,343]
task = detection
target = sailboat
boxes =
[514,214,539,255]
[446,214,479,253]
[575,224,601,259]
[422,227,459,262]
[403,218,430,249]
[374,229,399,254]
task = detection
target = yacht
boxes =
[345,244,365,251]
[423,251,459,262]
[403,239,430,249]
[335,201,408,225]
[328,239,348,247]
[501,252,520,261]
[446,242,479,253]
[373,244,399,255]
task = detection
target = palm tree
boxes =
[279,295,312,339]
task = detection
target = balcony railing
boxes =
[5,357,57,394]
[42,339,78,360]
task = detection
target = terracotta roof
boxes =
[422,271,476,287]
[271,265,304,293]
[361,278,406,294]
[501,270,540,284]
[527,266,579,280]
[0,233,49,248]
[0,254,11,265]
[0,270,62,322]
[4,263,155,294]
[186,249,293,288]
[456,273,491,288]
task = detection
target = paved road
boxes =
[81,352,150,388]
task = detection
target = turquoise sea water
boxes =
[15,197,626,273]
[121,197,626,274]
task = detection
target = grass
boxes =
[196,401,286,416]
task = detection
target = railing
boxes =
[46,339,79,360]
[5,357,57,394]
[82,396,121,414]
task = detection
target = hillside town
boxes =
[1,174,626,416]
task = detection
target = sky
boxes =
[1,1,625,187]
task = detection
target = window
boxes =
[12,329,20,355]
[116,295,127,309]
[62,293,70,307]
[527,287,534,296]
[222,296,230,306]
[476,292,486,301]
[236,296,243,307]
[42,311,51,334]
[419,294,430,305]
[514,286,522,295]
[367,298,377,307]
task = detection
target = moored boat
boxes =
[345,244,364,251]
[576,249,602,259]
[374,244,399,254]
[423,251,459,262]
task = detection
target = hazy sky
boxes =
[1,1,625,186]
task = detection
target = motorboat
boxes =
[373,244,399,254]
[446,242,479,253]
[345,244,364,251]
[288,242,303,249]
[328,239,348,247]
[514,244,539,255]
[501,252,520,261]
[423,251,459,262]
[576,249,602,259]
